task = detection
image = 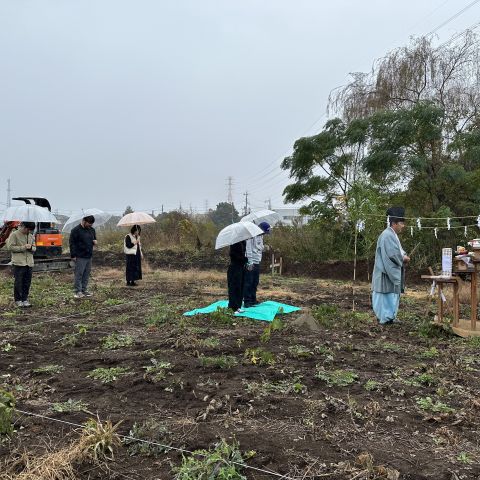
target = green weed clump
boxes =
[0,390,15,436]
[32,364,64,375]
[124,419,171,457]
[174,439,247,480]
[315,367,358,387]
[208,307,236,325]
[244,378,306,397]
[288,344,314,358]
[87,367,131,384]
[197,337,220,348]
[101,333,134,350]
[311,304,339,328]
[260,317,284,343]
[420,346,439,359]
[416,396,454,413]
[146,300,178,327]
[199,355,238,369]
[244,347,276,366]
[143,359,173,383]
[364,380,383,392]
[52,399,90,414]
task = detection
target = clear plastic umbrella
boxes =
[62,208,112,233]
[215,221,263,249]
[241,209,281,226]
[2,204,58,223]
[117,212,156,227]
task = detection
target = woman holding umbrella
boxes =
[124,224,143,286]
[117,212,156,287]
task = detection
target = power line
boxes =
[15,409,293,480]
[427,0,480,36]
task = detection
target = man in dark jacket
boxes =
[227,240,247,312]
[69,215,97,298]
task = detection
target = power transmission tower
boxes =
[226,176,234,204]
[243,191,249,216]
[204,199,209,213]
[6,178,11,207]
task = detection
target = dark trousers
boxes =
[13,266,33,301]
[243,264,260,307]
[227,263,245,311]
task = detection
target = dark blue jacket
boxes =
[69,224,96,259]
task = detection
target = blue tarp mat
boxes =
[183,300,300,322]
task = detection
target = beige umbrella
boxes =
[117,211,156,227]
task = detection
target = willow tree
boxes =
[329,33,480,128]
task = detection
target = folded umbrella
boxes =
[2,204,58,223]
[215,221,263,249]
[117,211,156,227]
[62,208,112,233]
[241,209,281,226]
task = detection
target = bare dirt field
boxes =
[1,265,480,479]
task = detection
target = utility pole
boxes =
[6,178,11,207]
[243,191,249,216]
[204,199,209,213]
[226,176,235,223]
[265,198,272,210]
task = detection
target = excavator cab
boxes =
[11,197,63,258]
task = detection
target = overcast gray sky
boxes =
[1,0,478,215]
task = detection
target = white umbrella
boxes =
[241,209,281,226]
[2,204,58,223]
[117,212,156,227]
[62,208,112,233]
[215,221,263,249]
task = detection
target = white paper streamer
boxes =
[465,226,468,237]
[447,218,451,230]
[356,220,365,232]
[410,226,414,236]
[386,215,390,227]
[441,291,447,303]
[417,218,422,230]
[477,215,480,228]
[434,227,438,239]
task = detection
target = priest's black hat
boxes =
[387,207,405,223]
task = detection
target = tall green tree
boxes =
[281,117,370,217]
[208,202,239,227]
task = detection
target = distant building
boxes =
[273,208,311,226]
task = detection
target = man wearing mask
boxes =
[6,222,36,307]
[69,215,97,298]
[372,207,410,324]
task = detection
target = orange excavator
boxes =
[0,197,71,271]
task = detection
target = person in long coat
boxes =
[124,224,143,286]
[371,207,410,324]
